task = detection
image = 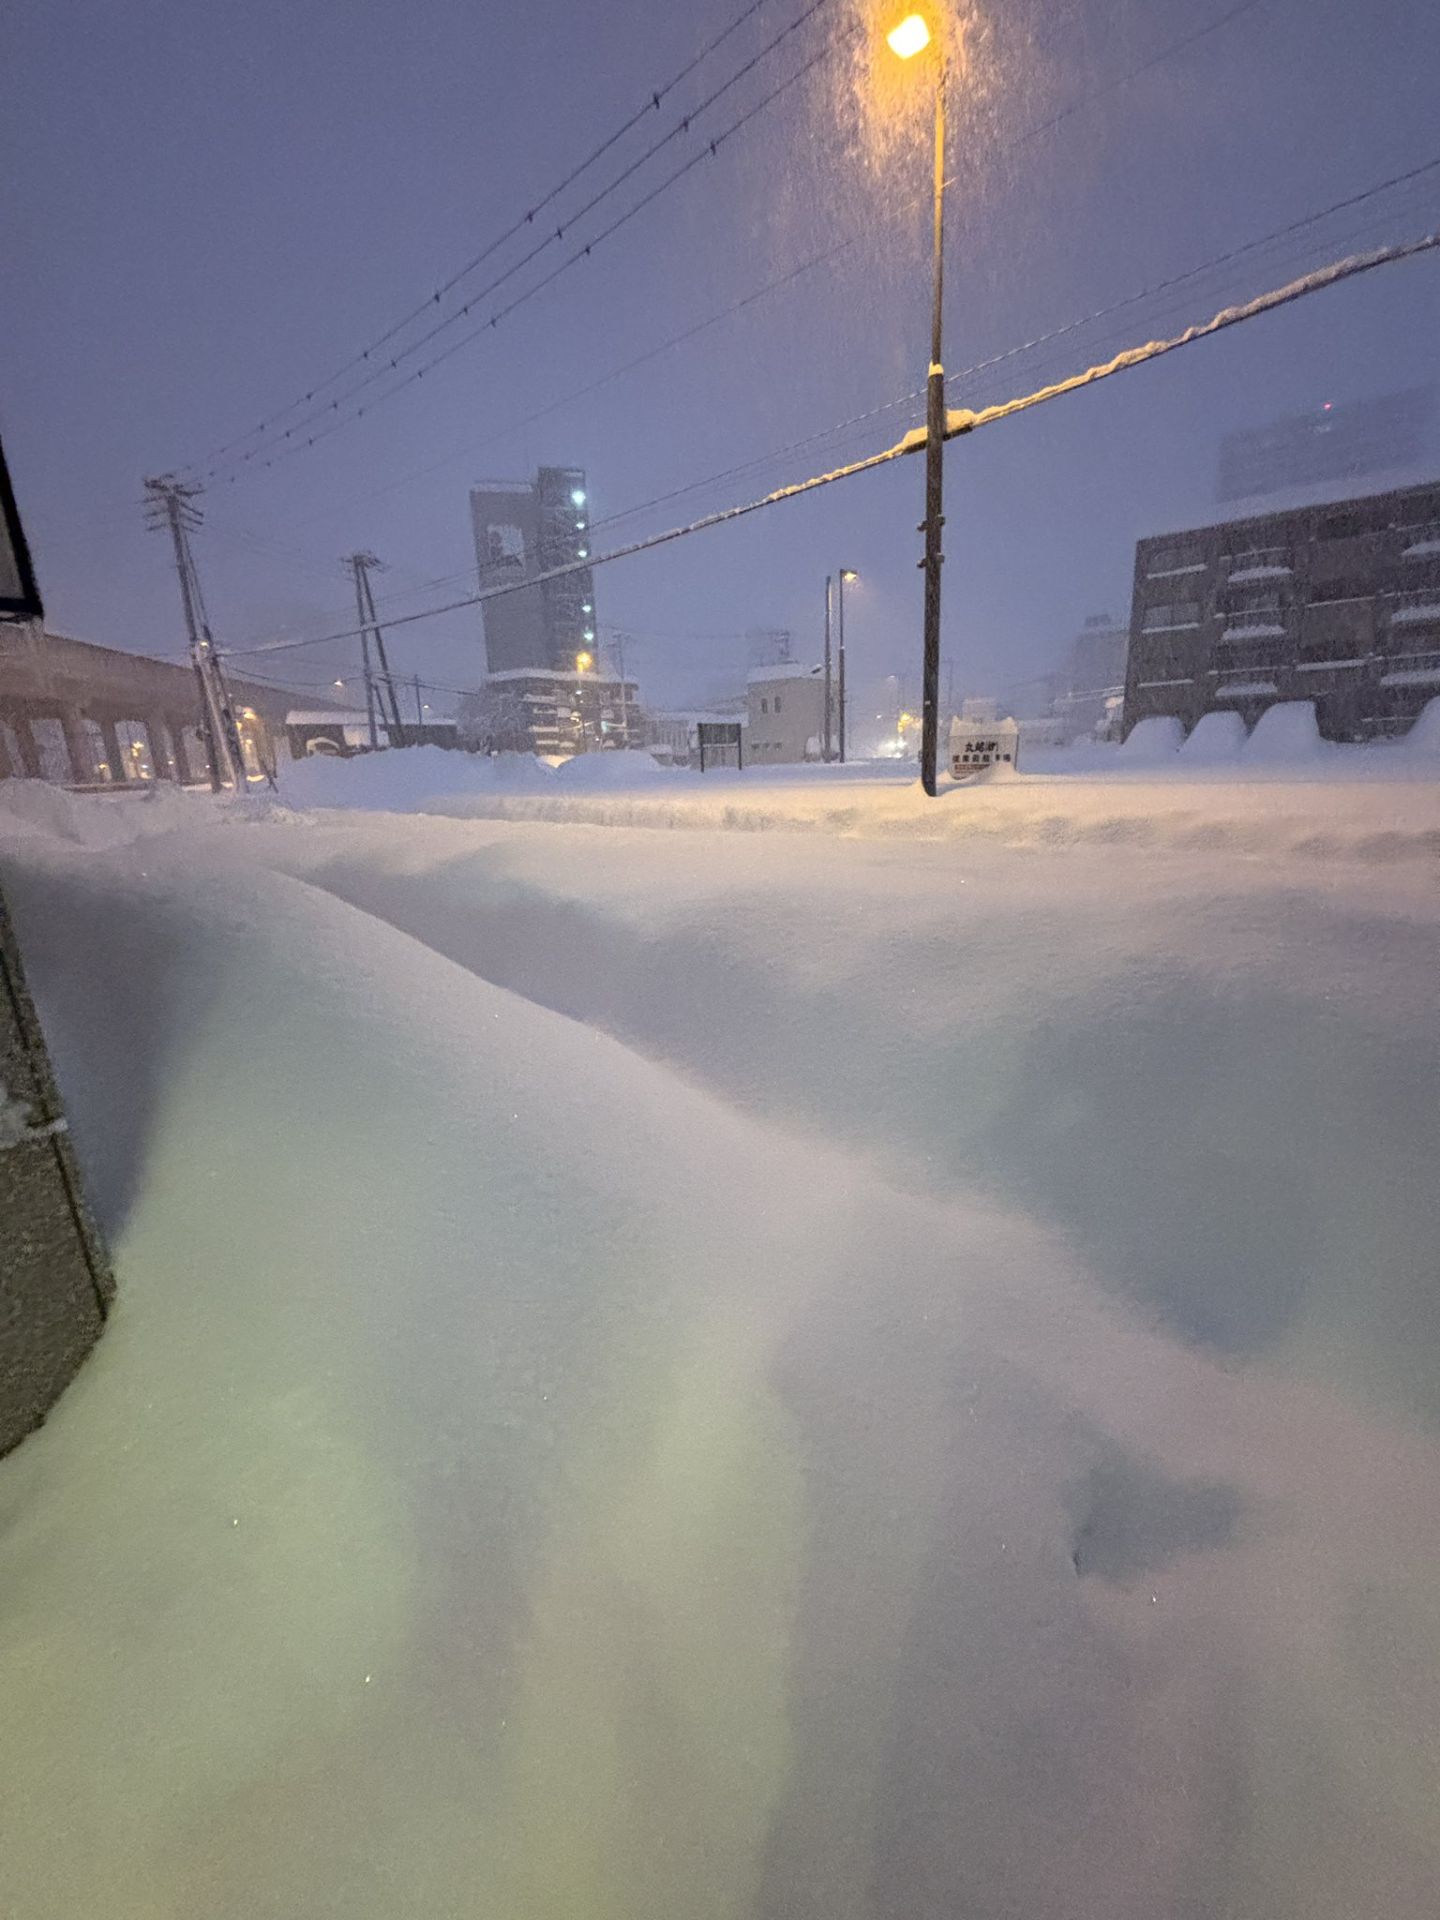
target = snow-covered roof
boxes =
[286,709,368,726]
[746,663,822,683]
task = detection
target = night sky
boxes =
[5,0,1438,715]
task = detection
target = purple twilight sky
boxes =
[4,0,1439,714]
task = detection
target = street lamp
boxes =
[887,9,946,796]
[575,650,593,673]
[837,568,858,763]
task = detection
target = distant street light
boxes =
[838,568,858,763]
[887,9,947,796]
[575,650,593,673]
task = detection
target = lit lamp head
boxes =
[841,568,859,585]
[575,650,594,673]
[886,12,932,59]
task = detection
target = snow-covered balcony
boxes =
[1400,523,1440,560]
[1380,650,1440,688]
[1214,679,1278,698]
[1389,589,1440,627]
[1224,547,1292,583]
[1220,620,1287,644]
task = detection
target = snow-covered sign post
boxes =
[0,433,114,1455]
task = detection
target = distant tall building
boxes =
[470,467,597,675]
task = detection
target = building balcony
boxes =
[1389,589,1440,627]
[1224,548,1293,583]
[1379,649,1440,689]
[1219,619,1288,644]
[1214,679,1278,699]
[1399,523,1440,559]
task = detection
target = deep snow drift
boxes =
[1,764,1439,1919]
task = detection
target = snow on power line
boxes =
[221,229,1440,664]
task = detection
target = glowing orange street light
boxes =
[886,12,931,58]
[575,650,594,673]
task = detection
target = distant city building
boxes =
[460,667,641,758]
[1217,390,1435,504]
[470,467,597,675]
[1124,477,1440,742]
[1052,612,1128,741]
[746,662,825,764]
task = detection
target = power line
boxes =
[220,230,1440,664]
[218,146,1440,653]
[585,152,1440,540]
[292,228,857,529]
[202,0,788,467]
[204,0,838,483]
[193,0,1300,504]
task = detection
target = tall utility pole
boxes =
[919,45,948,796]
[837,567,858,765]
[346,551,406,747]
[823,575,834,762]
[143,476,249,793]
[345,552,380,748]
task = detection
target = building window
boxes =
[486,523,525,567]
[1221,588,1284,617]
[0,718,24,778]
[760,697,768,714]
[30,717,72,784]
[1142,601,1202,631]
[1318,511,1365,541]
[115,720,155,782]
[1146,548,1204,577]
[79,718,112,782]
[774,694,782,713]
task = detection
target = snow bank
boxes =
[1178,710,1247,762]
[277,745,553,811]
[0,777,201,848]
[549,748,675,787]
[1118,715,1184,760]
[1403,694,1440,755]
[1242,699,1330,762]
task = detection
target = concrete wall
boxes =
[0,880,112,1457]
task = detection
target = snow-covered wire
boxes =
[221,229,1440,664]
[200,0,796,468]
[203,5,841,484]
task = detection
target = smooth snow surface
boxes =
[2,761,1439,1919]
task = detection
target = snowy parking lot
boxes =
[2,751,1439,1918]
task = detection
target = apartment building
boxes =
[1123,478,1440,741]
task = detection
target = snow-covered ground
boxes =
[1,750,1438,1918]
